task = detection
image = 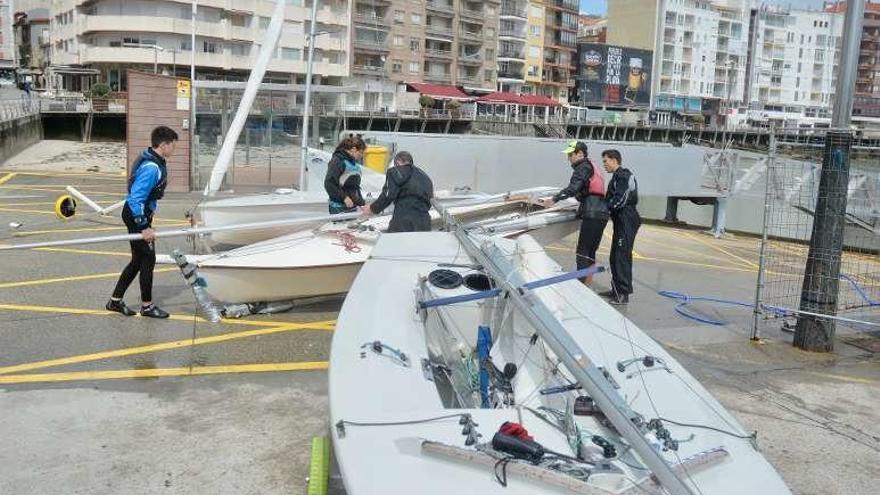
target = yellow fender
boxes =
[54,194,77,220]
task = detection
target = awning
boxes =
[476,91,561,107]
[405,82,472,100]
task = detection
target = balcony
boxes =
[457,74,482,85]
[426,1,455,16]
[497,70,525,81]
[352,64,386,76]
[499,29,526,41]
[425,24,455,38]
[460,29,484,41]
[460,6,483,20]
[353,38,389,53]
[425,72,453,83]
[459,54,483,66]
[545,0,579,12]
[425,48,454,60]
[497,49,525,60]
[499,6,527,19]
[354,13,390,28]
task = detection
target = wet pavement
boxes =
[0,169,877,494]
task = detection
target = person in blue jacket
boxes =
[106,126,178,318]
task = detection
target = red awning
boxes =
[476,91,561,107]
[406,82,472,100]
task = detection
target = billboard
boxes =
[576,43,652,108]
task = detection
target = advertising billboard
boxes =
[576,43,652,108]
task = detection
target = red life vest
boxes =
[586,159,605,196]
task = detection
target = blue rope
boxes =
[839,274,880,307]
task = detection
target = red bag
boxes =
[498,421,533,441]
[586,159,605,196]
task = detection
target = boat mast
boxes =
[444,210,696,495]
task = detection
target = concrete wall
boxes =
[356,131,715,198]
[0,115,44,165]
[127,71,191,192]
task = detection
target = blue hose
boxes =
[659,274,878,326]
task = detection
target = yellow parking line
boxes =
[0,173,17,185]
[0,302,317,328]
[0,185,122,196]
[0,267,178,289]
[12,171,126,179]
[14,226,123,236]
[34,247,130,257]
[0,361,330,385]
[681,231,758,269]
[0,321,335,375]
[0,206,56,215]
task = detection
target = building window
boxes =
[409,61,420,73]
[393,35,404,47]
[393,60,402,73]
[530,26,540,38]
[411,13,421,24]
[485,69,493,81]
[487,5,496,16]
[531,6,543,18]
[528,45,539,57]
[230,14,249,28]
[203,41,218,53]
[486,27,495,38]
[394,10,404,23]
[260,16,270,29]
[485,48,494,59]
[410,39,420,51]
[281,47,300,60]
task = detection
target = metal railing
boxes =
[0,99,40,122]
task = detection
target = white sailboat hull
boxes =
[199,262,362,302]
[328,232,792,495]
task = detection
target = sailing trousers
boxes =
[111,204,155,302]
[609,208,641,295]
[575,217,608,271]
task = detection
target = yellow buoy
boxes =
[54,195,77,220]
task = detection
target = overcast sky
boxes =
[580,1,833,15]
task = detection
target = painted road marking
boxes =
[0,173,18,185]
[0,321,335,375]
[33,247,131,257]
[0,302,314,328]
[680,231,759,269]
[0,361,330,385]
[0,267,178,290]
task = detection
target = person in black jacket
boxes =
[361,151,434,233]
[324,135,367,214]
[541,141,609,285]
[599,149,640,305]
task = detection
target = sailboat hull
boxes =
[199,262,362,302]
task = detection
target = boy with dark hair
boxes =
[361,151,434,232]
[600,149,640,305]
[106,126,178,318]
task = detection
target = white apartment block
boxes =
[655,0,750,119]
[744,6,843,127]
[48,0,350,94]
[1,0,14,70]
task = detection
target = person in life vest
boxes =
[540,141,610,285]
[599,149,640,305]
[361,151,434,233]
[324,135,367,214]
[106,126,178,318]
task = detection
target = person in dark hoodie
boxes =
[599,149,640,305]
[540,141,609,285]
[361,151,433,233]
[324,135,367,214]
[106,126,178,319]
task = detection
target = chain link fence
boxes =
[754,130,880,337]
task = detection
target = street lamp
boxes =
[122,42,165,74]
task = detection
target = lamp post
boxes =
[299,0,319,191]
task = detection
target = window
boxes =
[394,10,404,23]
[180,40,192,51]
[203,41,218,53]
[393,35,404,47]
[409,62,420,73]
[230,14,249,28]
[411,39,420,51]
[531,6,543,18]
[123,37,140,45]
[260,16,270,29]
[487,5,496,16]
[486,27,495,38]
[411,13,421,24]
[484,69,493,81]
[485,48,494,59]
[392,60,402,73]
[281,47,300,60]
[530,26,541,38]
[110,41,121,47]
[527,65,539,77]
[528,46,540,57]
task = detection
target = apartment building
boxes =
[744,6,843,127]
[13,7,51,88]
[1,0,13,72]
[348,0,499,111]
[497,0,576,104]
[608,0,750,123]
[47,0,350,94]
[578,15,606,43]
[826,1,880,119]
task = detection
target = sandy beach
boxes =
[1,140,127,174]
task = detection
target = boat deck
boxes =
[0,170,877,494]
